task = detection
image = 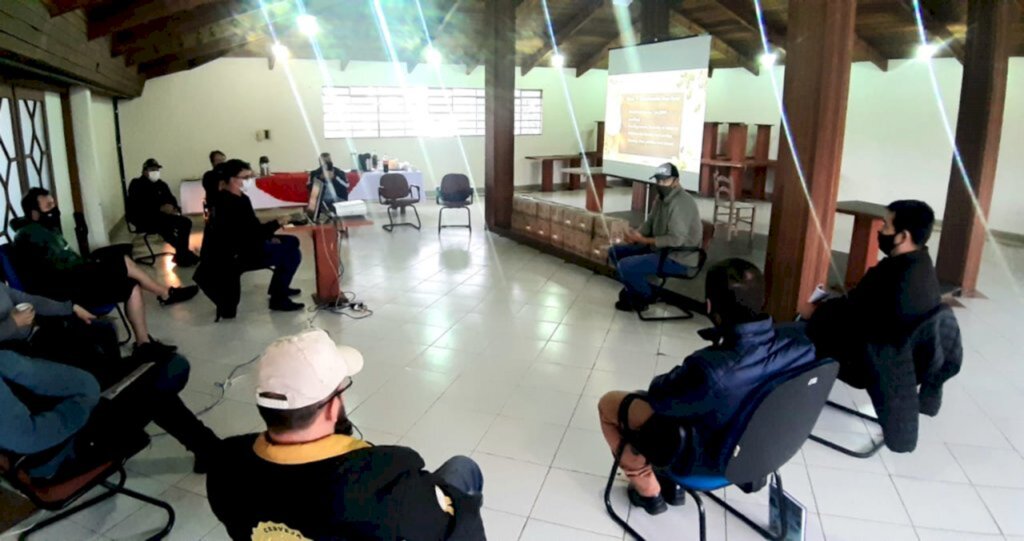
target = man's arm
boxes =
[646,356,715,419]
[5,284,73,318]
[0,352,99,455]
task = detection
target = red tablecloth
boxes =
[255,171,363,203]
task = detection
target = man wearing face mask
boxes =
[127,158,199,267]
[803,200,942,385]
[608,162,703,312]
[308,152,349,206]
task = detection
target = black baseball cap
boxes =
[143,158,162,169]
[650,162,679,181]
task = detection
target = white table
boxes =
[179,179,303,215]
[349,171,426,202]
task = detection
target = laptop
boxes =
[290,178,328,225]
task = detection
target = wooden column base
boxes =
[844,215,883,289]
[585,174,607,212]
[540,160,554,192]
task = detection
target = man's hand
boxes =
[11,308,34,328]
[624,229,642,244]
[160,203,177,215]
[72,305,96,324]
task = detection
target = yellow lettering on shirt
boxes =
[251,521,310,541]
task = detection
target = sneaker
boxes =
[269,297,305,312]
[628,485,668,516]
[173,252,200,267]
[160,285,199,306]
[132,339,177,361]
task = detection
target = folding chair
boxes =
[631,221,714,322]
[437,173,473,234]
[378,173,422,232]
[0,432,175,541]
[605,359,839,541]
[125,220,173,267]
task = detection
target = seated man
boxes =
[127,158,199,267]
[14,188,198,357]
[207,329,485,540]
[202,149,227,202]
[608,162,703,312]
[308,152,349,206]
[0,350,220,479]
[804,199,942,386]
[195,159,303,317]
[598,259,816,515]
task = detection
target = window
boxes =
[323,86,543,139]
[0,85,54,242]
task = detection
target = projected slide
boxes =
[602,37,711,189]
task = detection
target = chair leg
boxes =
[438,207,445,234]
[410,205,422,230]
[604,440,647,541]
[465,206,471,232]
[636,280,696,322]
[685,489,708,541]
[808,400,885,458]
[701,471,787,540]
[115,304,133,346]
[383,207,395,232]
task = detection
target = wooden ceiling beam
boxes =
[520,0,603,75]
[125,8,266,66]
[139,32,264,77]
[670,9,758,75]
[141,48,231,78]
[110,0,256,57]
[40,0,111,17]
[896,0,965,62]
[87,0,225,40]
[713,0,887,71]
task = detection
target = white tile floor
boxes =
[4,189,1024,541]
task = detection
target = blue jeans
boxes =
[262,235,301,298]
[434,455,484,496]
[608,244,688,301]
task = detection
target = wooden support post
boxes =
[752,124,772,199]
[594,121,605,167]
[935,0,1017,294]
[700,122,720,196]
[726,122,748,197]
[631,0,671,214]
[568,157,581,190]
[764,0,857,320]
[540,160,554,192]
[484,0,516,230]
[586,174,607,212]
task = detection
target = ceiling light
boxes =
[271,43,291,61]
[759,52,778,67]
[551,53,565,68]
[297,14,319,36]
[916,43,939,61]
[425,46,443,66]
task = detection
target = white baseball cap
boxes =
[256,329,364,410]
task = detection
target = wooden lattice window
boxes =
[0,86,54,243]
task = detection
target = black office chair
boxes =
[627,220,714,321]
[125,220,173,267]
[437,173,473,234]
[809,304,962,458]
[605,359,839,541]
[378,173,422,232]
[1,431,174,540]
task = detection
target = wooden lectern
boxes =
[290,222,346,305]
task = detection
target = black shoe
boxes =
[160,285,199,306]
[173,252,200,267]
[269,297,305,312]
[628,485,668,516]
[133,339,177,361]
[658,474,686,507]
[274,287,301,297]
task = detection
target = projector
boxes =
[332,200,369,218]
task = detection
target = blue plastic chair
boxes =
[605,359,839,541]
[0,244,132,346]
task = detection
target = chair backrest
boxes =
[440,174,472,202]
[714,175,735,204]
[380,173,411,200]
[721,360,839,485]
[0,243,24,290]
[692,220,715,272]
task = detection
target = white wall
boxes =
[89,95,124,234]
[118,58,608,197]
[43,92,78,241]
[704,58,1024,236]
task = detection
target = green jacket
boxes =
[639,188,703,266]
[14,222,84,272]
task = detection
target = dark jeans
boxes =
[261,235,301,298]
[434,455,483,496]
[141,213,193,256]
[608,244,689,300]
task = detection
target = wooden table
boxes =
[700,157,777,200]
[837,200,888,289]
[561,166,615,212]
[526,154,584,192]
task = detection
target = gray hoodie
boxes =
[0,283,73,343]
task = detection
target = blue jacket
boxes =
[0,350,99,478]
[647,318,816,474]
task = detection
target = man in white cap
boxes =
[206,329,485,541]
[609,162,704,312]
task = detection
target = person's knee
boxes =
[598,391,627,422]
[153,354,191,393]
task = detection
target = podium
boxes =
[290,222,346,305]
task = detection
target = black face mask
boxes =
[655,184,675,199]
[324,161,334,170]
[878,231,897,256]
[39,209,61,230]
